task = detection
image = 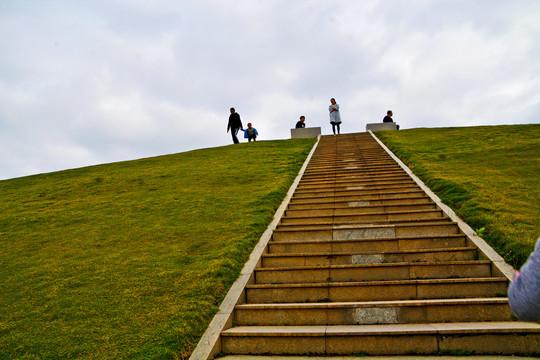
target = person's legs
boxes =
[337,123,341,134]
[231,128,240,144]
[331,122,336,135]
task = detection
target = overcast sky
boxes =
[0,0,539,180]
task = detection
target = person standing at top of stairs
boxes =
[329,98,342,135]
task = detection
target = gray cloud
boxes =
[0,0,539,179]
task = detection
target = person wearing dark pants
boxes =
[227,107,243,144]
[329,98,342,135]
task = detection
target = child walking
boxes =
[242,123,259,142]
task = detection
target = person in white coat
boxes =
[329,98,341,135]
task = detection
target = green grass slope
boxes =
[375,124,540,268]
[0,138,316,360]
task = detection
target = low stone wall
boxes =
[291,127,322,138]
[366,123,398,131]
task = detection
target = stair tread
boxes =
[246,277,508,289]
[274,220,456,232]
[236,297,510,309]
[283,209,444,218]
[270,233,466,245]
[263,247,475,257]
[223,322,540,336]
[256,260,491,271]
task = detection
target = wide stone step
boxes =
[234,298,514,326]
[299,172,409,184]
[296,177,415,190]
[262,247,477,266]
[273,221,460,240]
[287,193,431,207]
[254,261,492,284]
[280,209,446,225]
[245,277,508,303]
[285,203,438,217]
[222,322,540,355]
[293,184,420,198]
[291,188,426,200]
[268,234,468,254]
[302,164,401,174]
[291,189,426,202]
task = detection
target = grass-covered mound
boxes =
[375,124,539,269]
[0,138,316,359]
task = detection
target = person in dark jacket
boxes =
[383,110,393,122]
[296,116,306,129]
[383,110,399,129]
[227,107,243,144]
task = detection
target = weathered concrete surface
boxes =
[291,127,322,138]
[366,122,398,131]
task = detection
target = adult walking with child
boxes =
[227,107,243,144]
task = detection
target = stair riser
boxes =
[268,236,468,254]
[302,166,401,175]
[262,250,477,267]
[223,333,540,355]
[287,197,433,210]
[235,303,515,326]
[273,223,460,241]
[289,191,427,204]
[246,281,508,303]
[286,204,438,217]
[280,211,445,225]
[255,263,491,284]
[298,175,410,185]
[296,179,415,190]
[293,186,420,198]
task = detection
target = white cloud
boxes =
[0,0,539,180]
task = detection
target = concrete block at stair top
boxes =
[291,127,322,138]
[366,122,398,131]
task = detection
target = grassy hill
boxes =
[375,124,539,268]
[1,124,538,359]
[0,138,316,359]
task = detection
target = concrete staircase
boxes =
[218,133,540,356]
